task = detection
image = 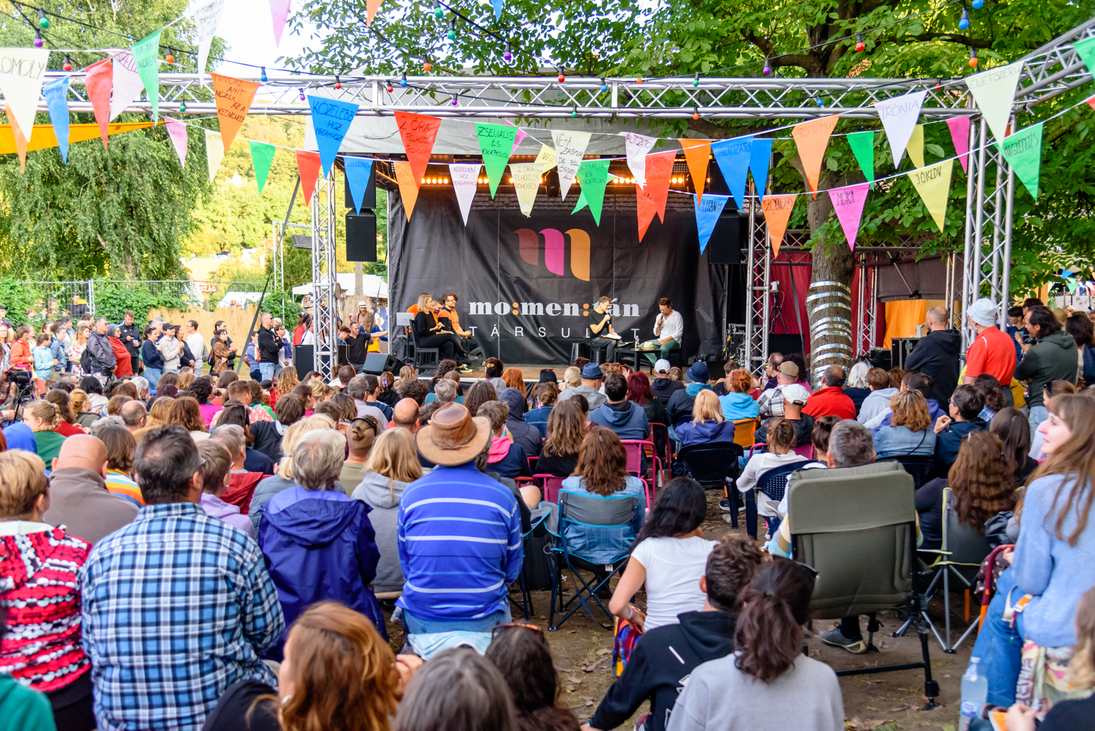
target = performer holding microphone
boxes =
[640,297,683,366]
[588,295,620,362]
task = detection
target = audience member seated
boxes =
[393,397,421,431]
[0,450,95,730]
[427,377,459,408]
[396,648,518,731]
[166,396,209,444]
[214,402,276,475]
[586,536,763,731]
[248,394,306,464]
[197,440,255,538]
[348,375,390,426]
[352,428,423,595]
[666,560,843,731]
[499,387,544,458]
[486,624,581,731]
[651,359,686,404]
[629,371,670,458]
[249,417,336,531]
[862,371,946,430]
[558,363,608,410]
[718,369,760,422]
[933,384,988,469]
[753,384,813,447]
[968,393,1095,708]
[479,401,531,480]
[676,390,736,448]
[756,360,799,419]
[258,430,384,660]
[856,367,899,425]
[608,478,716,632]
[340,416,377,491]
[80,425,283,731]
[44,389,84,437]
[1029,380,1078,460]
[99,425,144,507]
[590,374,651,442]
[844,361,872,413]
[210,424,265,513]
[915,431,1016,551]
[398,404,523,652]
[536,400,585,477]
[191,376,221,429]
[464,381,499,422]
[526,382,558,438]
[42,434,138,545]
[0,607,61,731]
[990,407,1039,484]
[738,418,809,527]
[874,390,937,459]
[24,401,66,463]
[803,365,856,420]
[975,372,1007,423]
[667,362,713,427]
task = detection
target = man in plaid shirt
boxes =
[757,360,800,419]
[79,425,284,731]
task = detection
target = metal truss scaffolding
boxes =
[311,174,339,376]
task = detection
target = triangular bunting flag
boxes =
[678,139,711,202]
[907,159,955,233]
[621,132,657,187]
[875,90,926,167]
[0,121,155,154]
[491,0,503,18]
[6,105,27,172]
[637,151,676,241]
[946,117,972,173]
[792,114,840,198]
[205,129,224,181]
[296,150,321,205]
[749,138,773,202]
[550,130,591,200]
[828,183,870,251]
[344,157,374,213]
[1074,36,1095,78]
[84,58,113,148]
[366,0,382,25]
[965,61,1024,143]
[572,190,589,214]
[211,74,260,153]
[42,77,70,163]
[907,124,925,169]
[0,48,48,142]
[535,144,557,173]
[132,30,162,122]
[997,121,1043,201]
[308,95,359,177]
[393,161,419,221]
[761,195,796,258]
[194,0,226,76]
[477,122,518,198]
[510,127,527,156]
[1088,94,1095,111]
[449,162,480,224]
[695,194,730,254]
[270,0,291,47]
[110,51,144,121]
[511,163,541,217]
[711,136,752,210]
[249,140,276,193]
[574,159,611,225]
[847,131,876,189]
[395,111,442,189]
[166,117,189,168]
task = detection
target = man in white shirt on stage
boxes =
[641,297,683,367]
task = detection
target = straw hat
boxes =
[415,403,492,467]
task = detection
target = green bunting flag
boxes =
[132,30,162,122]
[847,131,876,189]
[1075,36,1095,78]
[997,122,1043,201]
[574,159,611,225]
[250,140,276,194]
[476,122,518,198]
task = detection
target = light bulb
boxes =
[558,72,565,83]
[423,61,432,72]
[335,76,342,89]
[33,31,42,48]
[762,59,771,75]
[855,33,865,52]
[451,96,458,105]
[571,107,577,118]
[959,7,970,29]
[63,55,71,72]
[433,2,443,19]
[38,8,48,28]
[166,50,175,64]
[693,72,699,87]
[179,102,187,112]
[972,0,983,7]
[969,48,978,67]
[261,67,268,83]
[299,89,306,101]
[386,81,394,92]
[504,42,512,62]
[400,72,408,87]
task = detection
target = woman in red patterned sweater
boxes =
[0,450,94,730]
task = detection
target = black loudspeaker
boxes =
[346,212,378,262]
[891,337,921,369]
[867,348,893,371]
[343,159,377,209]
[363,352,403,375]
[706,213,746,265]
[294,344,314,375]
[768,334,804,356]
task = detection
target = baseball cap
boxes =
[654,359,671,374]
[782,383,810,405]
[967,298,998,328]
[778,361,800,379]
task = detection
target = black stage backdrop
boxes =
[389,186,738,365]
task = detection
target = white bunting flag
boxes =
[875,90,926,168]
[194,0,226,76]
[0,48,49,138]
[110,51,146,121]
[510,163,543,217]
[965,61,1024,143]
[449,163,481,225]
[550,129,591,200]
[535,144,557,174]
[205,129,224,180]
[166,117,189,167]
[621,131,657,187]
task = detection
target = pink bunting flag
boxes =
[165,117,188,167]
[269,0,291,47]
[828,182,870,252]
[946,117,972,173]
[511,127,526,156]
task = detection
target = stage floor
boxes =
[423,360,659,381]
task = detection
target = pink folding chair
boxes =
[620,439,658,508]
[534,473,565,503]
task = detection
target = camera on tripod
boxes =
[9,369,33,398]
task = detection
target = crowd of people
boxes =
[1,295,1095,731]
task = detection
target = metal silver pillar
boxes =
[311,173,339,377]
[744,195,771,376]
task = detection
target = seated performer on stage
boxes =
[438,292,485,366]
[589,296,620,362]
[640,297,684,367]
[412,295,471,372]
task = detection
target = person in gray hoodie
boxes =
[351,428,423,594]
[498,386,543,458]
[1015,306,1078,434]
[590,374,650,441]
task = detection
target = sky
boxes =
[202,0,316,74]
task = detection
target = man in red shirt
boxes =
[803,365,856,420]
[963,297,1017,406]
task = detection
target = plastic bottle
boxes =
[959,657,988,731]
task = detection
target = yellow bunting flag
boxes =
[761,194,796,258]
[205,129,224,181]
[510,163,542,217]
[791,114,840,198]
[907,159,954,233]
[6,105,27,172]
[678,139,711,203]
[535,144,557,174]
[394,161,420,221]
[907,124,925,169]
[211,73,260,152]
[0,121,158,155]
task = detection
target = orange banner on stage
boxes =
[0,121,160,155]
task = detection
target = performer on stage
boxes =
[640,297,684,366]
[589,296,620,362]
[412,295,472,372]
[438,292,485,366]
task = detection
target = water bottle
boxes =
[959,657,987,731]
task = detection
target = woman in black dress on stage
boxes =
[413,294,470,371]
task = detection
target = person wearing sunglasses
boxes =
[340,416,378,493]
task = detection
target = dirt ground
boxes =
[386,490,974,731]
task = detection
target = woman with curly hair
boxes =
[166,396,209,442]
[271,366,299,409]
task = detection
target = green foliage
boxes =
[92,280,187,324]
[264,291,303,325]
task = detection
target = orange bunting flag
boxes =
[6,105,26,172]
[678,139,711,203]
[84,58,113,149]
[761,194,796,258]
[296,150,321,205]
[366,0,383,25]
[211,73,260,153]
[394,161,420,221]
[636,150,676,241]
[1087,94,1095,111]
[791,114,840,198]
[395,111,442,189]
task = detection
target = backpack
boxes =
[80,345,92,373]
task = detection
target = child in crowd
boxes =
[32,332,57,394]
